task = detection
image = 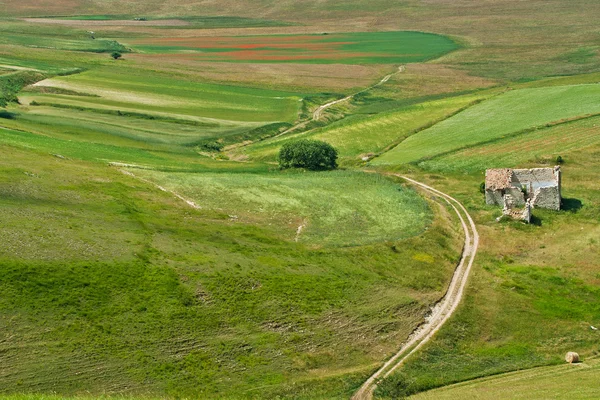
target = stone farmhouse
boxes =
[485,167,561,215]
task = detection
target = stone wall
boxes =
[532,185,561,210]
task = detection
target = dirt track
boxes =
[352,175,479,400]
[312,65,404,121]
[269,65,405,139]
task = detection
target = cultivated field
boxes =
[373,84,600,165]
[238,93,486,164]
[420,115,600,172]
[1,0,600,399]
[124,31,458,64]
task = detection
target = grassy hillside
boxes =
[25,66,303,123]
[0,143,461,398]
[372,95,600,399]
[238,93,486,164]
[1,0,600,398]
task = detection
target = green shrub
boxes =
[0,71,46,108]
[278,139,338,171]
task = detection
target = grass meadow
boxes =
[373,84,600,165]
[373,128,600,398]
[128,169,432,247]
[1,0,600,398]
[0,144,462,398]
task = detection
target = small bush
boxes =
[111,51,122,60]
[556,155,564,164]
[197,140,224,152]
[278,139,338,171]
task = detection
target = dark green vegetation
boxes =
[1,0,600,398]
[278,139,338,171]
[0,71,46,107]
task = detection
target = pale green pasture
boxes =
[420,115,600,172]
[410,358,600,400]
[11,106,256,147]
[241,94,484,163]
[374,84,600,165]
[0,125,266,172]
[31,67,303,123]
[130,169,432,247]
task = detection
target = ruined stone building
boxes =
[485,166,562,212]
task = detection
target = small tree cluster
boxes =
[278,139,338,171]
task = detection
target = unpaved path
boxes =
[312,65,404,121]
[235,65,406,146]
[352,175,479,400]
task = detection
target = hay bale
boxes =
[565,352,580,363]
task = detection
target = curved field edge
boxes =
[125,169,433,247]
[124,31,460,64]
[409,357,600,400]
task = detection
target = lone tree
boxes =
[111,51,122,60]
[279,139,338,171]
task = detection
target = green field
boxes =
[128,169,431,246]
[373,84,600,165]
[25,66,303,123]
[238,93,485,163]
[2,0,600,398]
[126,31,459,64]
[0,144,461,398]
[419,114,600,172]
[409,358,600,400]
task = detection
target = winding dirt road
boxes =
[312,65,404,121]
[269,65,405,140]
[352,175,479,400]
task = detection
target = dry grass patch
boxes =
[128,55,393,92]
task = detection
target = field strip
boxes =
[352,176,479,400]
